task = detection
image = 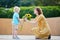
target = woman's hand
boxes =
[23,18,27,22]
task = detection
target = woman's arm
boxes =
[30,15,42,23]
[25,18,37,24]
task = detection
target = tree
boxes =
[0,0,60,8]
[0,0,20,8]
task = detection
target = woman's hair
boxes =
[35,7,43,15]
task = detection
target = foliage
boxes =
[0,6,60,18]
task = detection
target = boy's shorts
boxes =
[12,23,18,30]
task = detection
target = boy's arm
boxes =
[18,17,20,22]
[18,17,23,27]
[16,14,23,26]
[18,17,22,25]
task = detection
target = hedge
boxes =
[0,6,60,18]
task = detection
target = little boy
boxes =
[12,6,20,39]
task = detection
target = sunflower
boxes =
[22,13,32,20]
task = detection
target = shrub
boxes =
[0,6,60,18]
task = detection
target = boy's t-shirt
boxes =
[12,12,19,25]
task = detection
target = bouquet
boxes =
[20,24,23,31]
[20,14,32,31]
[22,13,32,21]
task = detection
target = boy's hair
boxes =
[14,6,20,12]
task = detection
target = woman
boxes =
[26,7,51,39]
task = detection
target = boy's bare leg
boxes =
[14,28,18,38]
[12,24,16,39]
[15,25,19,39]
[12,24,19,39]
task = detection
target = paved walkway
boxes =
[0,35,60,40]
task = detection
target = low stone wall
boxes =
[0,17,60,36]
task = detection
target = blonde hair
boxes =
[14,6,20,13]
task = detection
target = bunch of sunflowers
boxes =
[20,14,32,31]
[23,13,32,20]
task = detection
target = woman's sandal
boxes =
[48,35,51,39]
[36,35,51,39]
